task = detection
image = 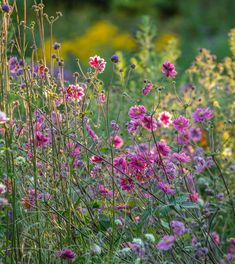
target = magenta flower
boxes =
[90,155,103,164]
[128,105,146,120]
[156,141,171,157]
[192,107,213,123]
[158,181,175,195]
[177,130,191,145]
[162,61,177,78]
[158,111,172,127]
[127,120,140,134]
[172,152,191,163]
[211,232,220,245]
[86,124,98,142]
[120,177,134,191]
[56,249,76,261]
[66,84,85,102]
[173,116,190,132]
[171,220,186,236]
[143,82,154,95]
[141,116,160,132]
[99,185,113,197]
[89,55,106,73]
[157,235,176,251]
[0,111,9,124]
[111,135,124,149]
[188,191,199,202]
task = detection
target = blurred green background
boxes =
[25,0,235,73]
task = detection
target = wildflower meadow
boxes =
[0,1,235,264]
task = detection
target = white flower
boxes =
[144,233,155,243]
[0,183,6,194]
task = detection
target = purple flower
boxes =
[158,181,175,195]
[127,120,140,134]
[86,124,98,142]
[192,107,213,123]
[162,61,177,78]
[56,249,76,261]
[177,130,191,145]
[156,141,171,157]
[111,54,119,63]
[172,152,191,163]
[171,220,186,236]
[8,57,20,77]
[173,116,190,132]
[128,105,146,120]
[157,235,176,251]
[190,127,202,142]
[2,4,11,13]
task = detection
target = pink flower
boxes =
[162,61,177,78]
[173,116,190,132]
[89,55,106,73]
[111,135,124,149]
[0,111,9,124]
[211,232,220,245]
[158,111,172,127]
[172,152,191,163]
[141,116,160,132]
[98,92,106,103]
[177,130,191,145]
[190,127,202,142]
[157,235,176,251]
[128,105,146,120]
[86,124,98,142]
[56,249,76,261]
[143,82,154,95]
[188,191,199,202]
[156,141,171,157]
[90,155,103,163]
[158,181,175,195]
[66,84,85,101]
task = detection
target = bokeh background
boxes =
[25,0,235,73]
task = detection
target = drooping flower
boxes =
[158,111,172,127]
[171,220,186,236]
[162,61,177,78]
[128,105,146,120]
[143,82,154,96]
[56,249,76,261]
[192,107,213,123]
[0,111,9,124]
[157,235,176,251]
[173,116,190,132]
[141,116,160,132]
[158,181,175,195]
[66,84,85,101]
[172,152,191,163]
[89,55,106,73]
[90,155,103,164]
[86,124,98,142]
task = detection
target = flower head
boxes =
[173,116,190,132]
[172,152,191,163]
[158,111,172,127]
[0,111,9,124]
[157,235,176,251]
[141,116,160,132]
[192,107,213,123]
[162,61,177,78]
[66,84,85,101]
[0,183,6,194]
[158,181,175,195]
[111,135,124,149]
[89,55,106,73]
[111,54,119,63]
[171,220,186,236]
[128,105,146,120]
[2,4,11,13]
[56,249,76,261]
[143,83,154,96]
